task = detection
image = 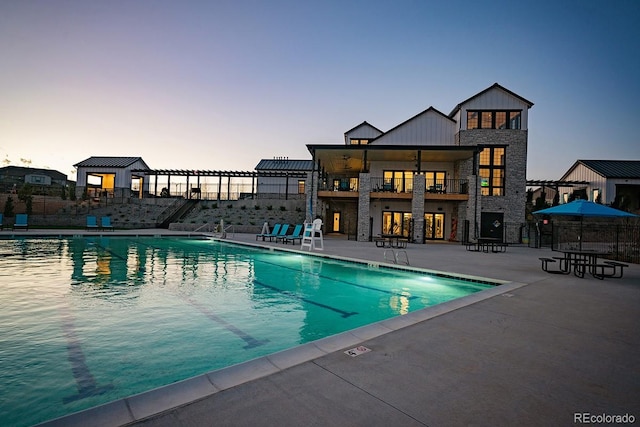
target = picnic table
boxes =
[539,249,628,279]
[374,234,408,249]
[466,237,507,253]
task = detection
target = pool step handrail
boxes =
[383,249,410,265]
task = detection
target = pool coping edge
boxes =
[37,279,527,427]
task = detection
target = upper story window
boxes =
[383,170,413,193]
[479,146,505,196]
[350,139,369,145]
[467,111,521,129]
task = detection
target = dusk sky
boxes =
[1,0,638,181]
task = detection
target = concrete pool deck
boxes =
[14,230,638,426]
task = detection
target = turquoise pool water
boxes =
[0,237,493,426]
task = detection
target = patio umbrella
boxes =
[533,199,638,249]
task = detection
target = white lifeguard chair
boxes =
[300,219,324,251]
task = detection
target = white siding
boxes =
[558,164,606,203]
[344,124,383,144]
[371,110,455,146]
[459,87,530,130]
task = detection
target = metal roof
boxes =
[255,159,313,171]
[578,160,640,179]
[74,156,148,168]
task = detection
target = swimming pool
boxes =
[0,237,494,426]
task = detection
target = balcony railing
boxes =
[424,179,469,194]
[370,178,468,194]
[318,177,469,195]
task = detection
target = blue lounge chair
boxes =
[0,213,3,230]
[283,224,304,244]
[267,224,289,242]
[86,216,98,230]
[276,223,301,243]
[256,223,281,241]
[13,214,28,231]
[101,216,114,231]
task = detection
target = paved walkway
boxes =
[33,231,639,426]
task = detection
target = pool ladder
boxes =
[383,249,410,265]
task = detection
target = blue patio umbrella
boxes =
[533,199,638,249]
[534,199,638,218]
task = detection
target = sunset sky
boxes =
[1,0,638,181]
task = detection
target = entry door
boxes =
[332,212,340,232]
[480,212,504,241]
[424,213,445,240]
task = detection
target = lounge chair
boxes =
[267,224,289,242]
[101,216,114,231]
[256,223,281,241]
[283,224,304,244]
[86,216,99,230]
[13,214,28,231]
[0,213,3,230]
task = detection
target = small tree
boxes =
[18,183,34,215]
[4,196,15,217]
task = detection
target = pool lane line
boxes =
[174,239,419,300]
[253,279,358,318]
[132,239,269,350]
[152,239,360,318]
[184,298,269,349]
[59,304,114,404]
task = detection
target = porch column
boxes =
[357,172,371,242]
[411,174,426,243]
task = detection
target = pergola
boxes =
[132,169,308,200]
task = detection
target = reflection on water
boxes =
[0,237,491,427]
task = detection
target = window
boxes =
[298,180,305,194]
[350,138,369,145]
[479,147,505,196]
[382,211,412,237]
[425,171,446,193]
[467,110,522,129]
[383,170,413,193]
[467,111,478,129]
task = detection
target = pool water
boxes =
[0,237,492,426]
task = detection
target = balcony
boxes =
[317,177,469,200]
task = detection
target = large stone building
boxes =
[305,83,534,243]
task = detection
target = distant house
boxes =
[557,160,640,211]
[74,156,150,199]
[307,83,534,243]
[254,158,313,199]
[529,186,557,206]
[0,165,68,192]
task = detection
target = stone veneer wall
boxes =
[458,129,528,242]
[411,174,425,243]
[357,172,371,241]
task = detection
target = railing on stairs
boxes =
[157,199,199,228]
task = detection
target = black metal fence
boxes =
[525,221,640,263]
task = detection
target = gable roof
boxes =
[74,156,149,169]
[576,160,640,179]
[255,159,313,171]
[369,106,454,144]
[343,121,384,136]
[448,83,534,117]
